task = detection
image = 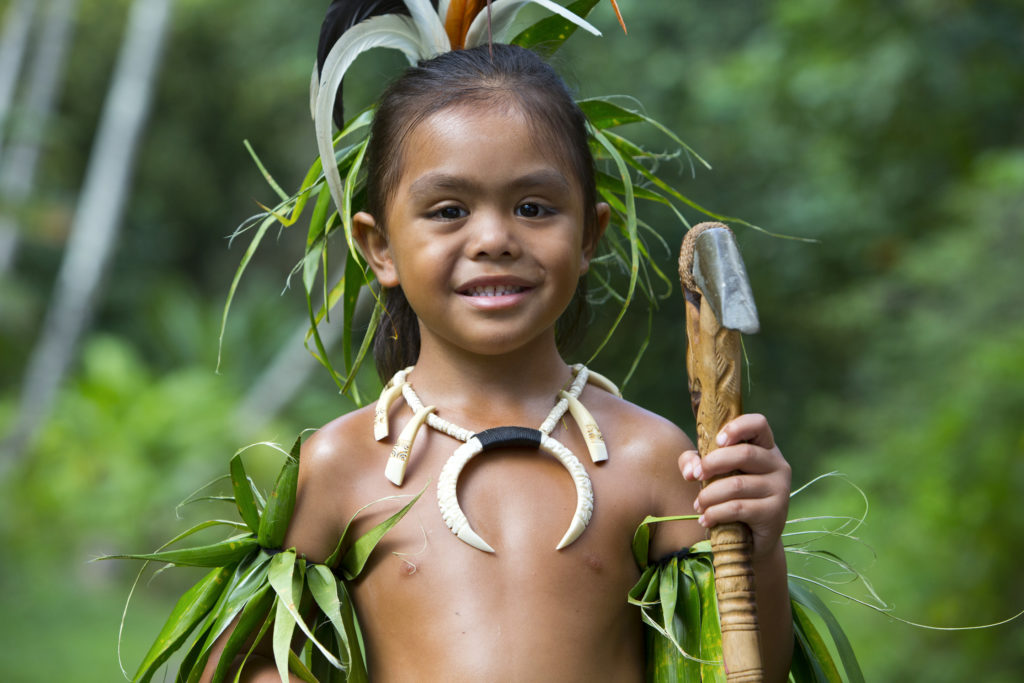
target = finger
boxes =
[678,450,701,481]
[716,413,775,450]
[700,443,787,479]
[694,474,777,512]
[698,495,783,531]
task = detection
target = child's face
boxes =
[356,104,607,358]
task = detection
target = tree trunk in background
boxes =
[0,0,35,156]
[1,0,175,466]
[0,0,80,274]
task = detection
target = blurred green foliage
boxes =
[0,0,1021,681]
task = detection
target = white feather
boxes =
[309,61,319,121]
[464,0,601,48]
[403,0,451,56]
[315,14,432,219]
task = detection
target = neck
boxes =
[407,332,573,430]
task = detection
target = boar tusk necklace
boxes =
[373,364,620,552]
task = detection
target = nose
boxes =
[465,210,521,260]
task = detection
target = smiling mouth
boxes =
[461,285,526,297]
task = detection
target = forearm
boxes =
[754,539,793,683]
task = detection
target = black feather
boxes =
[317,0,440,128]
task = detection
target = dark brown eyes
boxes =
[516,203,553,218]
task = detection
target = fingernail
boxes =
[693,498,701,513]
[698,514,708,527]
[716,431,728,447]
[694,463,703,480]
[682,462,693,479]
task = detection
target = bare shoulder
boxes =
[582,385,704,556]
[583,385,694,469]
[300,404,378,476]
[283,404,380,562]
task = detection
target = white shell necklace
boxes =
[373,364,621,552]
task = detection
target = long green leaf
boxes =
[511,0,600,55]
[690,556,725,683]
[268,550,342,670]
[302,185,333,296]
[792,604,836,683]
[658,557,680,636]
[181,555,267,683]
[789,626,822,683]
[133,566,232,682]
[601,129,765,235]
[218,212,279,373]
[229,453,262,533]
[288,650,319,683]
[339,136,370,258]
[175,621,213,683]
[339,486,425,579]
[586,124,638,361]
[578,97,646,129]
[630,515,703,568]
[193,550,274,674]
[244,140,290,202]
[789,579,865,683]
[307,566,350,668]
[338,580,369,683]
[272,588,296,683]
[580,97,711,168]
[341,251,368,377]
[339,292,382,400]
[257,438,301,548]
[108,536,259,568]
[210,584,275,683]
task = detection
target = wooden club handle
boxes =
[685,287,764,682]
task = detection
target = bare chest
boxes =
[347,446,647,681]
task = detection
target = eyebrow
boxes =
[407,170,572,198]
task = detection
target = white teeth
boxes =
[464,285,524,297]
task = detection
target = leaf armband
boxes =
[102,436,423,683]
[630,516,865,683]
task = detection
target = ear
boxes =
[353,211,399,287]
[579,202,611,274]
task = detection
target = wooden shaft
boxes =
[686,290,764,682]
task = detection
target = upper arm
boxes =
[284,414,369,564]
[626,411,705,561]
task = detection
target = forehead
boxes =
[394,104,579,193]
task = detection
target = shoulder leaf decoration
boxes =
[100,438,424,683]
[630,512,867,683]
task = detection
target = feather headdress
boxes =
[222,1,747,401]
[312,0,605,222]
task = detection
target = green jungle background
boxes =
[1,0,1022,680]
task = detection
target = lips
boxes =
[456,277,533,308]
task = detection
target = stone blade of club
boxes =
[693,228,761,334]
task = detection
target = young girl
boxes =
[204,44,792,682]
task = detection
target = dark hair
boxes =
[355,44,599,380]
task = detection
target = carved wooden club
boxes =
[679,222,763,682]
